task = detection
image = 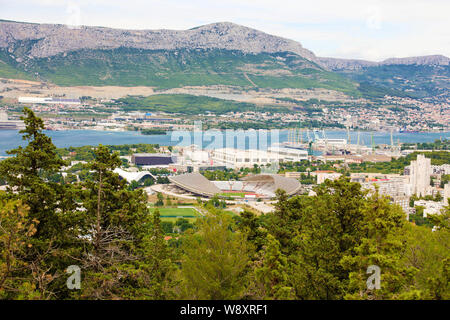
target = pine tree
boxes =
[341,190,416,300]
[78,145,152,299]
[137,208,177,299]
[0,108,79,298]
[0,198,40,299]
[180,213,249,299]
[251,234,293,299]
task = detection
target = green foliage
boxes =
[341,64,450,99]
[402,139,450,151]
[0,199,39,299]
[179,213,249,299]
[57,143,159,161]
[205,195,227,209]
[403,216,450,300]
[155,192,164,207]
[113,94,285,115]
[250,234,294,299]
[0,112,449,300]
[0,51,35,80]
[1,47,359,96]
[341,192,414,300]
[409,207,434,228]
[0,108,82,299]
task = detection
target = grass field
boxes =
[149,207,201,221]
[217,192,246,198]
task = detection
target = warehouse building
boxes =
[18,97,81,105]
[131,153,175,166]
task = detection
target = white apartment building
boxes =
[408,154,432,197]
[359,177,412,217]
[414,200,446,217]
[361,177,411,198]
[311,171,342,184]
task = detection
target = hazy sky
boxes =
[1,0,449,61]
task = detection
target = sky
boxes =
[1,0,449,61]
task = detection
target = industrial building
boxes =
[131,153,175,166]
[0,111,25,130]
[18,97,81,105]
[211,147,308,169]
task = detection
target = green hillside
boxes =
[338,64,450,99]
[111,93,289,114]
[0,47,360,95]
[0,51,35,80]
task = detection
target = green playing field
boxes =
[149,207,200,218]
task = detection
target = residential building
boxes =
[408,154,432,197]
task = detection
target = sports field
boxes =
[217,192,246,198]
[149,207,201,221]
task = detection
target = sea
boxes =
[0,129,448,156]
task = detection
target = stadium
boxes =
[167,172,302,199]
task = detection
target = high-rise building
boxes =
[409,154,432,197]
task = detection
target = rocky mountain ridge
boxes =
[0,20,319,63]
[319,55,450,71]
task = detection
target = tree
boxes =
[0,198,40,299]
[78,145,153,299]
[137,209,177,299]
[341,191,416,300]
[155,192,164,207]
[0,108,66,240]
[237,209,266,252]
[267,177,412,300]
[249,234,293,299]
[0,108,79,299]
[179,213,249,299]
[420,206,450,299]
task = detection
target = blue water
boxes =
[0,129,448,156]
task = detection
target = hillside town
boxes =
[0,94,449,132]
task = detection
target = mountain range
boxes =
[0,19,448,100]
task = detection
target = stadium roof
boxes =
[169,172,301,198]
[168,172,221,197]
[114,168,156,182]
[242,174,302,196]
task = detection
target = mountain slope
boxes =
[319,55,450,100]
[0,20,361,94]
[0,19,448,100]
[0,20,318,62]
